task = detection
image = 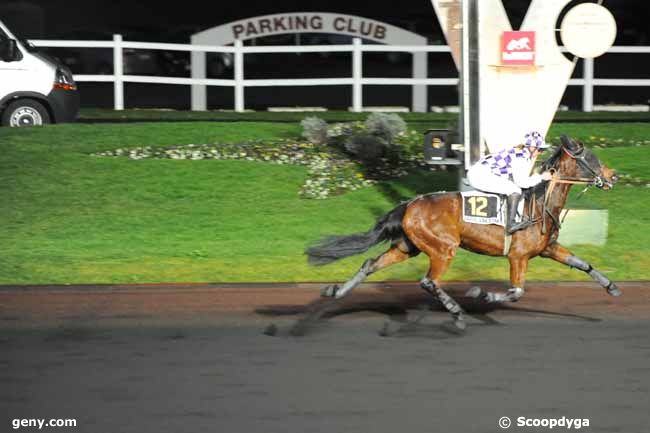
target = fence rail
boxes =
[30,36,650,112]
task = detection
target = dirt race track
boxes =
[1,281,650,433]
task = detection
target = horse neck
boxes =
[543,155,578,217]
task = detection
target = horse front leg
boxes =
[469,256,529,303]
[541,242,622,296]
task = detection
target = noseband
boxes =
[555,145,605,187]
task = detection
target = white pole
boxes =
[412,51,427,112]
[234,39,244,112]
[352,38,363,112]
[190,34,207,111]
[583,57,594,112]
[113,34,124,110]
[461,1,471,168]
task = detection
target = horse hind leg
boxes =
[418,246,467,331]
[421,276,467,332]
[322,241,417,299]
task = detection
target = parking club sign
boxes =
[501,31,536,65]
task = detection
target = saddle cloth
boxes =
[460,190,524,226]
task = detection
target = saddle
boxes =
[460,190,525,227]
[461,189,540,255]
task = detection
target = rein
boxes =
[543,174,593,206]
[541,176,592,234]
[547,177,593,184]
[540,146,601,234]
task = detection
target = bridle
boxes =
[554,145,609,187]
[540,142,610,234]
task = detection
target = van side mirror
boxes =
[0,39,19,62]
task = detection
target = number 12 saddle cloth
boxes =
[460,190,525,227]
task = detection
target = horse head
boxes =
[555,135,619,190]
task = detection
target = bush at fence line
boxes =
[301,112,411,169]
[300,117,329,145]
[364,112,407,142]
[344,132,389,164]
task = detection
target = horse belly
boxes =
[460,223,507,256]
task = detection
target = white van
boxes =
[0,19,79,127]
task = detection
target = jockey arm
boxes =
[510,157,544,189]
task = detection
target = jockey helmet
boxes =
[523,131,550,149]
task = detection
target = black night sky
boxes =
[3,0,647,109]
[2,0,649,44]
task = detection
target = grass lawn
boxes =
[78,108,650,124]
[1,120,649,284]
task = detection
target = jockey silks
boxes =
[480,146,531,178]
[467,145,543,195]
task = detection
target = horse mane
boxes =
[540,144,564,172]
[526,143,565,204]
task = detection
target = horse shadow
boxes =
[256,289,601,338]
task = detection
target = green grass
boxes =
[79,108,650,124]
[1,120,649,284]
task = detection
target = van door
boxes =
[0,29,28,99]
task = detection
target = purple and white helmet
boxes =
[523,131,550,149]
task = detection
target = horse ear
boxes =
[560,134,572,147]
[562,135,582,152]
[569,138,584,153]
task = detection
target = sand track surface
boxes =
[2,281,649,432]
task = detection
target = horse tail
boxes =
[306,202,409,266]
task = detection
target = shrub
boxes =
[300,117,328,144]
[364,112,407,142]
[343,132,389,164]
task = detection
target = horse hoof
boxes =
[263,324,278,336]
[506,287,525,302]
[607,284,622,297]
[441,320,466,335]
[465,286,483,299]
[378,322,391,337]
[321,285,338,298]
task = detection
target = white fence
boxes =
[31,36,650,112]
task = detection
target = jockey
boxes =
[467,131,552,234]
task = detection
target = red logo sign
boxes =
[501,31,536,66]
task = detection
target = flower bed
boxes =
[92,139,433,199]
[92,114,436,199]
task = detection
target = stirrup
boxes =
[507,218,534,234]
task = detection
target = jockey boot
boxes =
[506,193,533,234]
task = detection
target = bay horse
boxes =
[306,135,620,330]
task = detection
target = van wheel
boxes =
[2,99,51,127]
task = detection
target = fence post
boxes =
[113,34,124,110]
[190,35,207,111]
[412,51,428,112]
[352,38,363,112]
[583,57,594,112]
[234,40,244,112]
